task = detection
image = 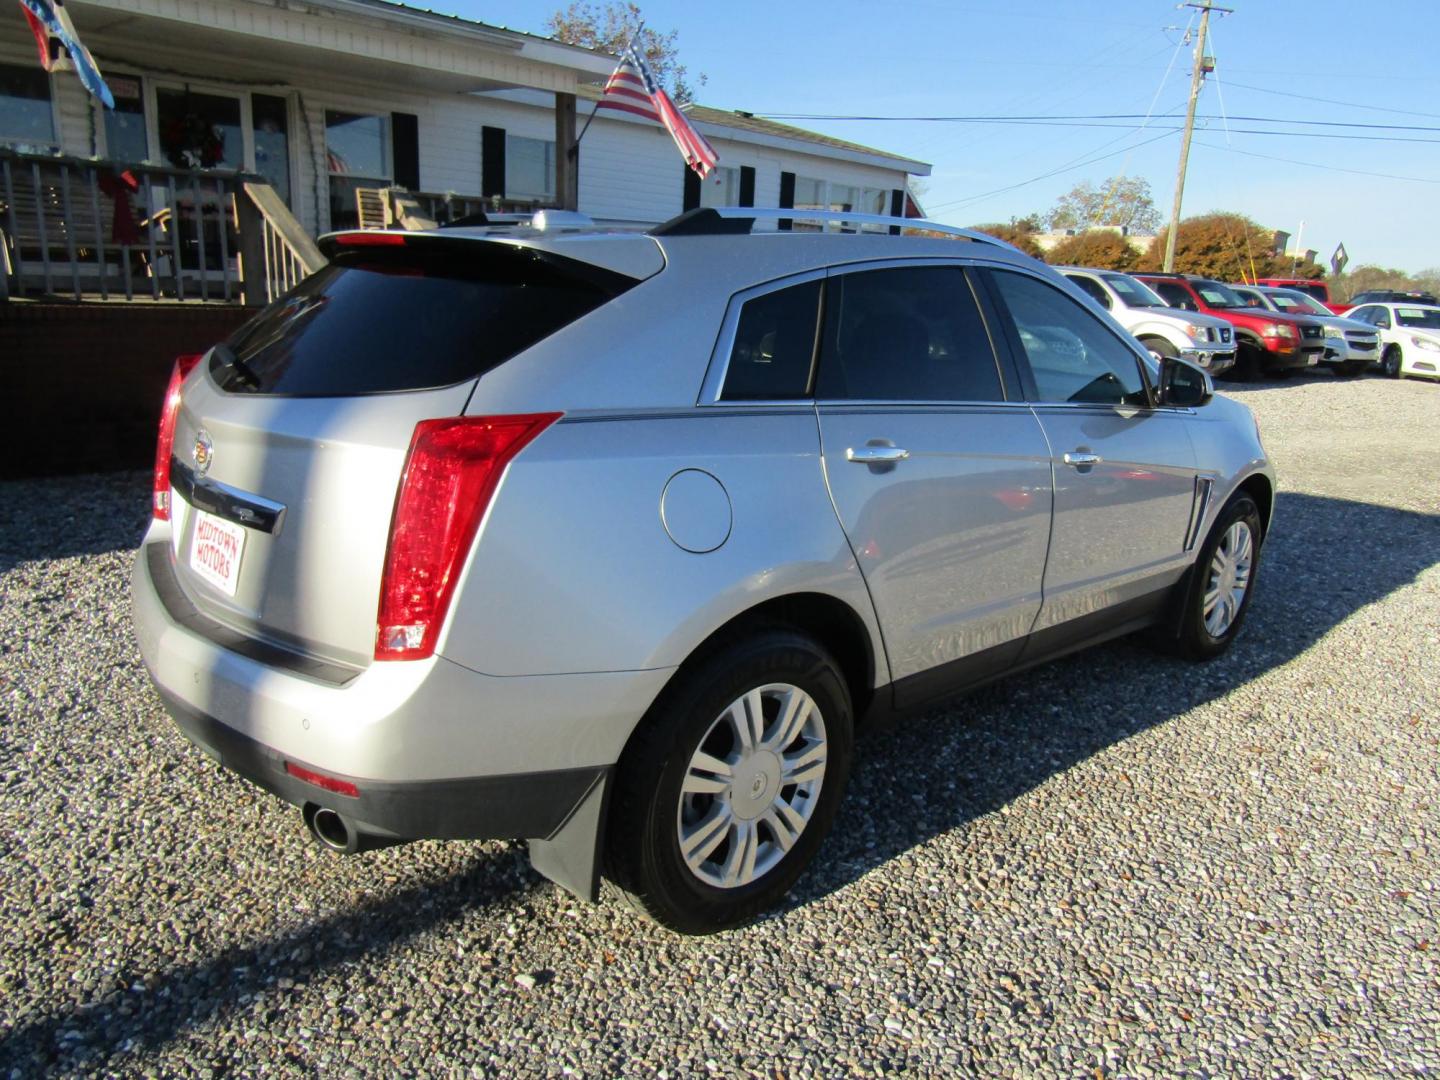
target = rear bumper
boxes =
[133,535,672,839]
[160,688,607,840]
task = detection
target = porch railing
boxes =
[0,149,322,305]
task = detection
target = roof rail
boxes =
[649,207,1014,250]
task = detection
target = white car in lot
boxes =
[1343,302,1440,380]
[1059,267,1237,376]
[1230,285,1380,377]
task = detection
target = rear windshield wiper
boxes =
[212,343,261,389]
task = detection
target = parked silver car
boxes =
[133,208,1276,933]
[1231,285,1380,377]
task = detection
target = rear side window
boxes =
[212,244,633,395]
[719,280,822,400]
[816,266,1004,402]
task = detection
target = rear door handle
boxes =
[1062,451,1103,467]
[846,446,911,464]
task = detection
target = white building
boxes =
[0,0,929,237]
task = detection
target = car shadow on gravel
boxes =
[0,470,151,571]
[785,489,1440,913]
[0,850,536,1075]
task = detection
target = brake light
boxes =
[375,413,562,660]
[334,231,407,247]
[152,353,205,521]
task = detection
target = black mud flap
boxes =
[528,770,612,902]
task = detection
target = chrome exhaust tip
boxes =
[302,804,406,855]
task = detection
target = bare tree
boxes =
[547,3,705,102]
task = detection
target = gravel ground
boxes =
[1,371,1437,1077]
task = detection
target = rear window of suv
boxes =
[211,243,635,396]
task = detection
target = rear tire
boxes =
[1170,493,1263,662]
[606,627,854,934]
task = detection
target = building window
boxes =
[103,75,148,163]
[326,110,389,229]
[157,88,243,170]
[252,94,291,204]
[0,62,56,147]
[505,135,554,200]
[791,178,892,231]
[699,165,739,208]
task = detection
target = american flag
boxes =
[595,46,718,179]
[17,0,113,107]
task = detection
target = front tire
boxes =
[1383,345,1404,378]
[1171,494,1263,661]
[606,627,854,934]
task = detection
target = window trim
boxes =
[700,257,1027,408]
[698,268,829,406]
[977,264,1161,410]
[813,259,1015,406]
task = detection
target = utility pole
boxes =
[1163,1,1232,272]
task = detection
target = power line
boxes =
[1220,79,1440,122]
[926,128,1180,214]
[754,112,1440,133]
[1192,140,1440,186]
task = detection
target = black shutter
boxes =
[482,126,506,198]
[889,188,905,235]
[683,165,701,211]
[778,170,795,231]
[739,165,755,208]
[391,112,420,190]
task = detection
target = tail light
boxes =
[375,413,562,661]
[153,353,205,521]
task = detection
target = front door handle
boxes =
[1062,451,1103,467]
[846,446,911,464]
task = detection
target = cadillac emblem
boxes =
[192,428,214,477]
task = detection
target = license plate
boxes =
[190,511,246,596]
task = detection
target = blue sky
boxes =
[446,1,1439,273]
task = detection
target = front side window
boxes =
[719,280,822,401]
[0,62,55,146]
[1152,281,1197,311]
[506,135,555,199]
[1065,273,1112,309]
[817,266,1005,402]
[1348,305,1379,325]
[990,270,1148,407]
[1232,287,1265,308]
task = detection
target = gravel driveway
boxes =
[2,373,1437,1077]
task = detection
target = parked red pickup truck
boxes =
[1249,277,1349,314]
[1135,273,1328,379]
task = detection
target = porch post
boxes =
[555,92,578,211]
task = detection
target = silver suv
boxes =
[133,208,1275,934]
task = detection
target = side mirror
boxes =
[1157,355,1213,408]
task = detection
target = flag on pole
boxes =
[595,45,717,179]
[17,0,114,108]
[1331,242,1349,276]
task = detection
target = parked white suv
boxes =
[1061,267,1237,376]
